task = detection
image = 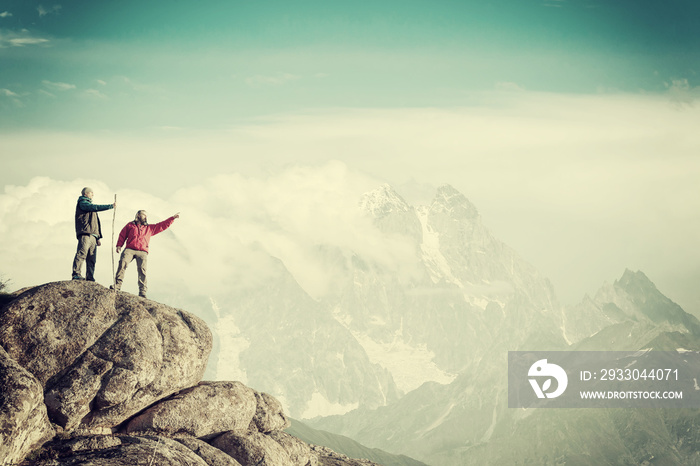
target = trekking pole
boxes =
[112,193,117,290]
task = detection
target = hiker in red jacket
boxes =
[112,210,179,298]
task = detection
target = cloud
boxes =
[0,178,106,289]
[1,90,699,312]
[0,88,23,107]
[0,29,50,47]
[495,81,525,92]
[37,5,61,17]
[38,89,56,98]
[666,78,700,107]
[112,76,165,95]
[42,80,76,91]
[0,164,420,300]
[168,162,420,297]
[10,37,49,46]
[83,89,108,99]
[0,11,12,18]
[245,73,301,88]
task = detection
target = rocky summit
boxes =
[0,280,379,466]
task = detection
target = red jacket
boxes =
[117,217,175,253]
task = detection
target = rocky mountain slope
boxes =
[0,281,390,465]
[309,269,700,464]
[286,420,427,466]
[207,258,401,419]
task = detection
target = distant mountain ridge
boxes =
[565,269,700,349]
[206,183,568,418]
[189,182,700,464]
[309,268,700,465]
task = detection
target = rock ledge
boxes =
[0,281,377,466]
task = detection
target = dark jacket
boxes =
[75,196,113,239]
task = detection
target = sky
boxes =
[1,0,699,315]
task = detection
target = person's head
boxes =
[134,210,148,225]
[81,187,94,199]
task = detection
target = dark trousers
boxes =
[72,235,97,280]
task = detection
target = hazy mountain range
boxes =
[174,183,699,465]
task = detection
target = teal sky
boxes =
[1,0,698,130]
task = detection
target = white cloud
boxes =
[0,178,106,288]
[42,80,76,91]
[115,76,165,95]
[0,165,420,300]
[1,90,698,312]
[37,5,61,17]
[10,37,49,46]
[83,89,108,99]
[0,11,12,18]
[245,73,301,87]
[168,163,420,297]
[495,81,525,92]
[0,88,23,107]
[38,89,56,98]
[0,29,50,47]
[666,78,700,107]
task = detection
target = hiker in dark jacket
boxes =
[72,187,115,281]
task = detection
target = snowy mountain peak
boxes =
[359,184,411,219]
[430,184,480,220]
[604,269,665,312]
[564,269,700,344]
[615,269,657,295]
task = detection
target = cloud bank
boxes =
[2,90,699,313]
[0,29,50,48]
[0,164,419,301]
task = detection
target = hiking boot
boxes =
[72,275,85,280]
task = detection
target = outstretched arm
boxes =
[79,199,116,212]
[149,213,179,236]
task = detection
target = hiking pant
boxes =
[114,248,148,297]
[72,235,97,280]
